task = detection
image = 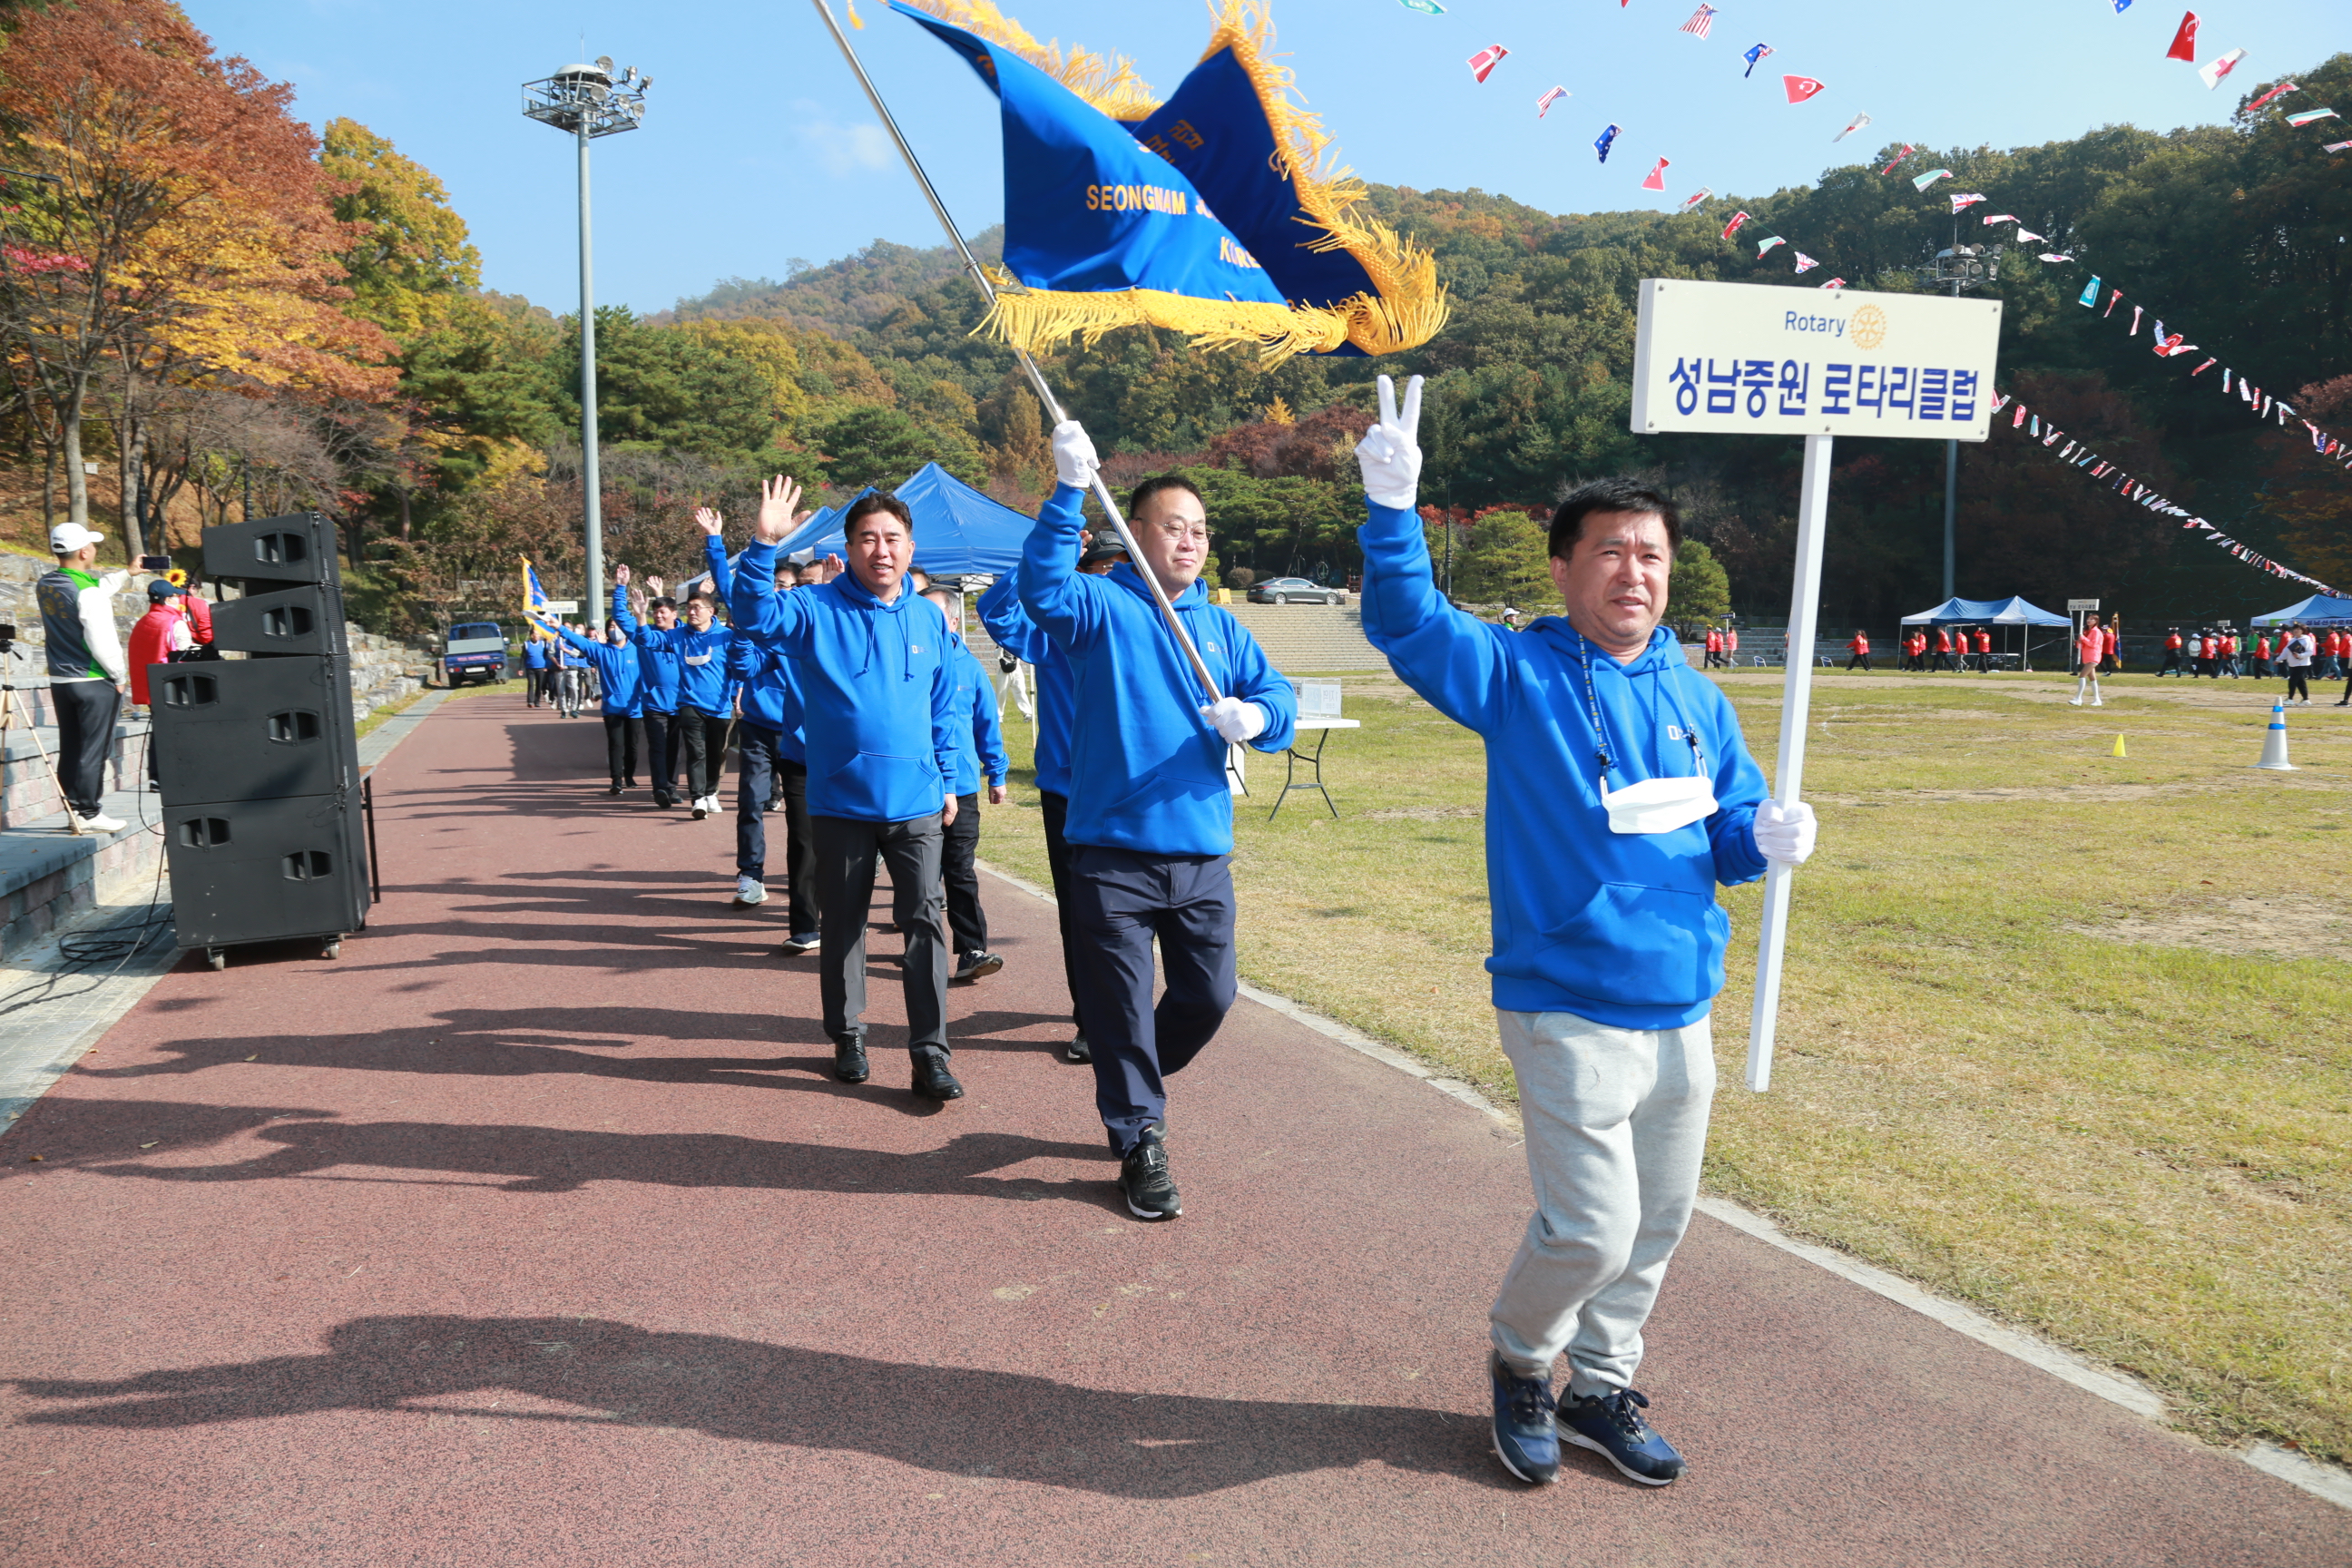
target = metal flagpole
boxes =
[1744,431,1833,1092]
[808,0,1225,706]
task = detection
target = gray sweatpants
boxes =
[1489,1009,1715,1396]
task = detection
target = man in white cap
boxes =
[35,524,129,834]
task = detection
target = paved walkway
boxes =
[0,696,2343,1566]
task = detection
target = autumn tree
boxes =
[0,0,393,553]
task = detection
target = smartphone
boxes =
[138,554,171,573]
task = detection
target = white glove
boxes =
[1353,374,1425,510]
[1200,696,1267,743]
[1752,799,1818,867]
[1051,420,1099,491]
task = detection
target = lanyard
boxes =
[1572,629,1702,791]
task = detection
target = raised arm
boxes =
[1354,375,1514,735]
[978,563,1056,663]
[1016,423,1112,652]
[611,566,639,636]
[695,511,735,601]
[727,475,816,652]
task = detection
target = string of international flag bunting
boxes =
[1429,0,2350,594]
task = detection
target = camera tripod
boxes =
[0,625,87,835]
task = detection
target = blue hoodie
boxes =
[523,639,552,671]
[1357,498,1769,1030]
[944,632,1008,798]
[977,560,1076,798]
[728,632,808,765]
[632,583,683,714]
[545,621,642,717]
[1018,484,1297,858]
[728,540,960,823]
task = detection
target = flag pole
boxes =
[1743,431,1832,1092]
[808,0,1225,706]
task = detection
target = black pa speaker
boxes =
[148,658,358,806]
[201,511,341,591]
[162,793,368,950]
[210,583,349,657]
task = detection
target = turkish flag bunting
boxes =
[2165,11,2198,62]
[1642,158,1671,191]
[1782,75,1827,104]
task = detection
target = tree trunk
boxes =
[397,483,413,544]
[119,415,147,562]
[40,441,56,531]
[62,377,90,528]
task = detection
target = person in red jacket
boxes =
[2101,615,2121,675]
[1702,625,1723,669]
[1971,625,1994,672]
[127,580,191,789]
[2070,615,2105,706]
[1845,629,1871,671]
[1932,624,1957,671]
[1723,624,1740,666]
[2159,627,2184,677]
[1903,628,1925,671]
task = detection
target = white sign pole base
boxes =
[1745,432,1835,1093]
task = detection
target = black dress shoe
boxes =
[911,1054,964,1102]
[832,1036,869,1083]
[1062,1030,1091,1064]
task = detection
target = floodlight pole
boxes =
[808,0,1225,705]
[1745,432,1834,1093]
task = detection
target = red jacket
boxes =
[1974,630,1992,652]
[1847,632,1869,654]
[179,592,213,644]
[127,606,182,707]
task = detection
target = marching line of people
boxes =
[518,377,1828,1494]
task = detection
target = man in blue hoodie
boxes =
[534,597,642,795]
[1019,427,1298,1222]
[522,632,553,708]
[728,568,816,937]
[631,582,685,808]
[923,583,1009,984]
[731,478,965,1102]
[632,528,738,820]
[1352,375,1818,1491]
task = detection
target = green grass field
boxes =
[974,663,2352,1465]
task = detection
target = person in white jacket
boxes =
[34,523,129,834]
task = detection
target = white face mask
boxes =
[1601,774,1719,836]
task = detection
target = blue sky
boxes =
[188,0,2345,315]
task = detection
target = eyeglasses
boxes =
[1148,523,1210,544]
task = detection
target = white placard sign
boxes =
[1630,279,2002,441]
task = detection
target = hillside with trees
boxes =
[2,2,2343,632]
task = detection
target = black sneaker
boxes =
[952,951,1004,982]
[1558,1387,1685,1486]
[831,1036,869,1084]
[1117,1126,1180,1220]
[912,1053,964,1102]
[1062,1031,1091,1063]
[653,791,674,808]
[608,783,623,796]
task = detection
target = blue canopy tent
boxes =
[1899,595,2070,671]
[2250,594,2352,626]
[771,464,1034,575]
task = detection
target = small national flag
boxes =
[1594,123,1621,163]
[1679,5,1717,41]
[2244,81,2298,112]
[2286,108,2338,126]
[1758,235,1787,256]
[2015,229,2045,244]
[1742,44,1773,77]
[2079,276,2102,307]
[2199,48,2246,90]
[1396,0,1447,12]
[2112,0,2132,10]
[1642,157,1671,191]
[1819,278,1847,290]
[2327,139,2352,153]
[1537,85,1570,117]
[1467,44,1509,83]
[2165,11,2199,63]
[1834,110,1871,142]
[1792,252,1820,274]
[1950,192,1987,212]
[1982,213,2020,225]
[1720,211,1752,239]
[1879,144,1916,174]
[2039,253,2074,263]
[1913,168,1954,191]
[1782,75,1828,104]
[1679,187,1714,211]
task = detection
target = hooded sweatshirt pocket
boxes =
[1532,882,1730,1010]
[819,751,938,822]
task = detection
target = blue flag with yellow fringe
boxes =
[892,0,1347,360]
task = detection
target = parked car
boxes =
[1247,577,1348,605]
[438,621,509,686]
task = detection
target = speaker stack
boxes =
[152,512,371,968]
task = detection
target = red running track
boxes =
[0,696,2341,1566]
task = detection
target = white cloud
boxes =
[800,117,892,177]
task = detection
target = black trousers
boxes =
[525,668,549,705]
[1067,844,1237,1155]
[942,791,987,958]
[736,728,818,935]
[641,710,677,798]
[1845,654,1869,671]
[1038,789,1085,1029]
[602,712,637,785]
[2288,669,2311,701]
[52,680,117,817]
[813,812,947,1056]
[1932,652,1959,671]
[676,706,726,800]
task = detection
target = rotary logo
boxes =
[1849,305,1888,351]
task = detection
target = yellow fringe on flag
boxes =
[897,0,1162,122]
[976,268,1349,364]
[1195,1,1448,356]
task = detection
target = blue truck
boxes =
[438,621,509,686]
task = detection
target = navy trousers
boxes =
[1065,844,1238,1155]
[1037,789,1083,1029]
[641,710,678,799]
[736,725,817,935]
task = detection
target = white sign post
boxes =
[1629,279,2002,1091]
